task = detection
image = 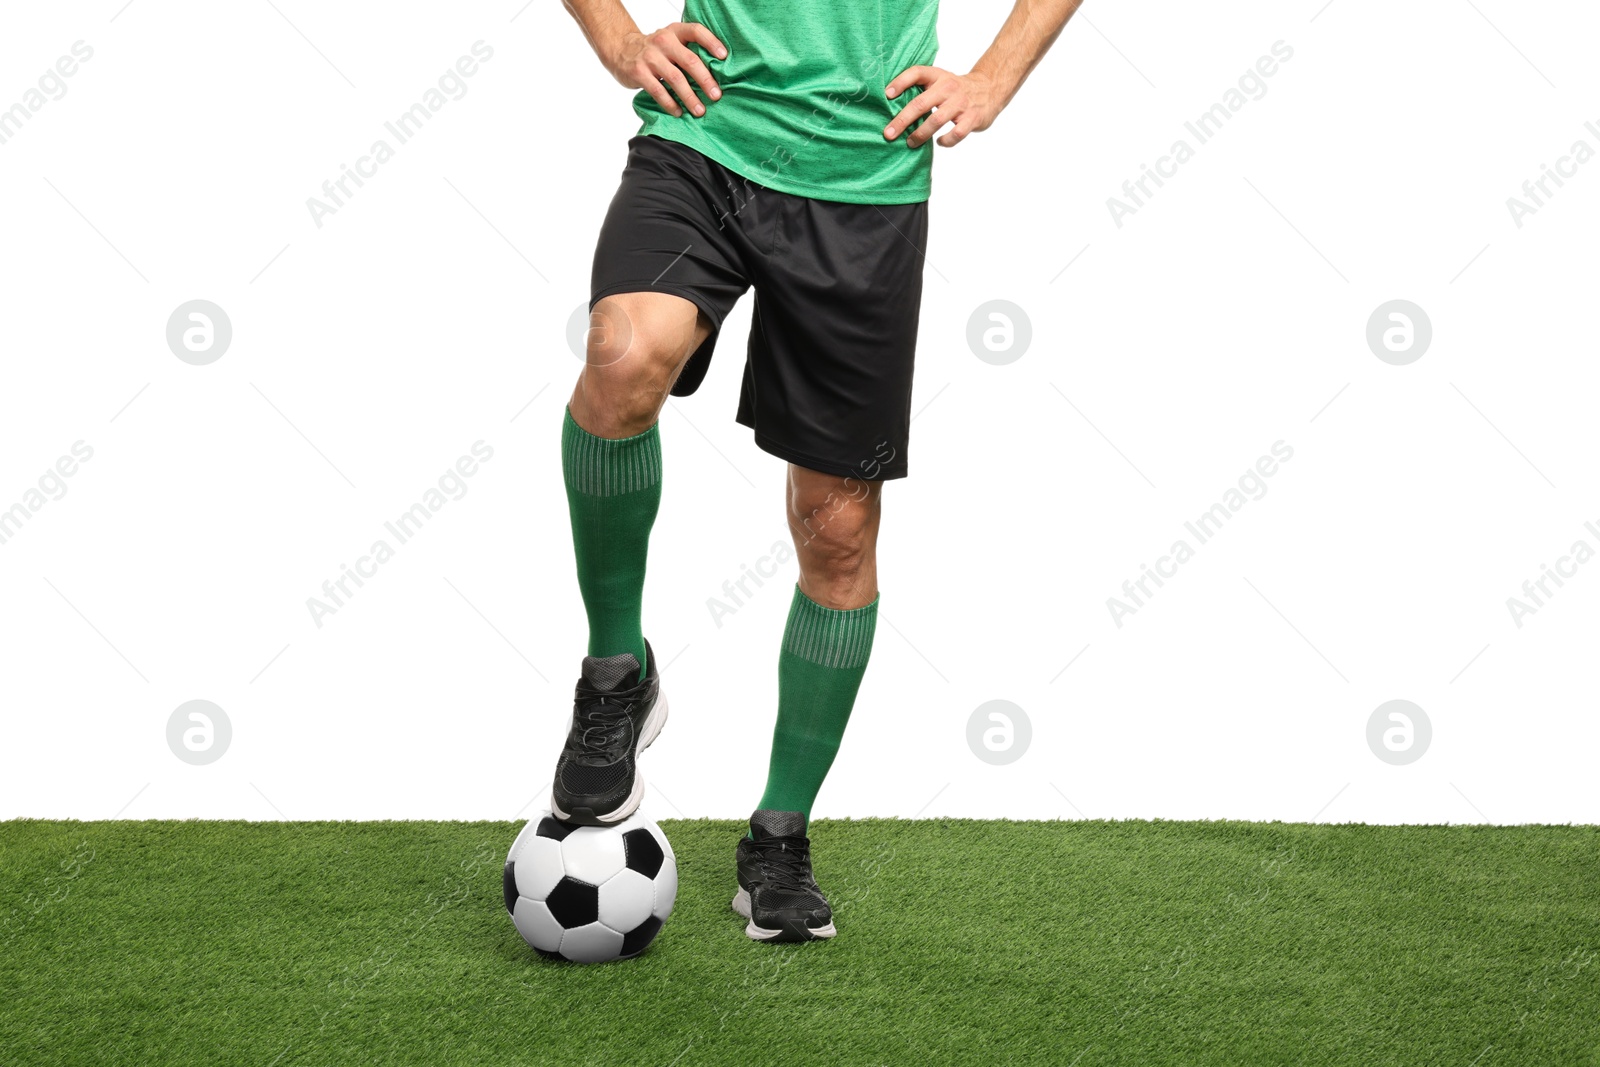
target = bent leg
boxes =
[564,292,711,676]
[569,292,712,437]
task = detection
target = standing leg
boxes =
[757,464,882,817]
[732,464,882,942]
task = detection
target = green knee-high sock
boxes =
[562,407,661,679]
[756,584,879,819]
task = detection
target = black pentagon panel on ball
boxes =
[544,876,600,928]
[619,916,663,958]
[536,816,576,841]
[622,828,664,879]
[502,861,519,915]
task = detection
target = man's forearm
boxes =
[971,0,1083,108]
[562,0,641,77]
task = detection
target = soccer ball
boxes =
[503,809,677,963]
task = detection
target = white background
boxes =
[1,0,1596,825]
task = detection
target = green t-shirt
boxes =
[634,1,941,205]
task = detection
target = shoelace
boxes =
[569,697,634,762]
[752,836,816,893]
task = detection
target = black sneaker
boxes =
[549,640,667,826]
[732,810,836,942]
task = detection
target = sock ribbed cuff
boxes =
[562,408,661,497]
[782,585,878,670]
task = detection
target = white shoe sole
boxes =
[731,887,837,941]
[551,689,668,825]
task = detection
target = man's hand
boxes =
[883,68,1000,149]
[883,0,1082,148]
[611,23,727,118]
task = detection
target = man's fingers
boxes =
[885,65,935,99]
[937,118,973,149]
[676,21,728,59]
[667,41,721,99]
[884,66,988,147]
[885,88,944,141]
[648,54,704,116]
[639,74,682,117]
[907,109,955,148]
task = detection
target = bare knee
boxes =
[789,474,880,609]
[570,294,706,438]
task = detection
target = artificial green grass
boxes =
[2,819,1598,1066]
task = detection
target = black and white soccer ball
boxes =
[503,809,677,963]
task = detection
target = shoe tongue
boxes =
[582,652,640,692]
[750,810,807,840]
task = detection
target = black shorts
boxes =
[589,134,928,481]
